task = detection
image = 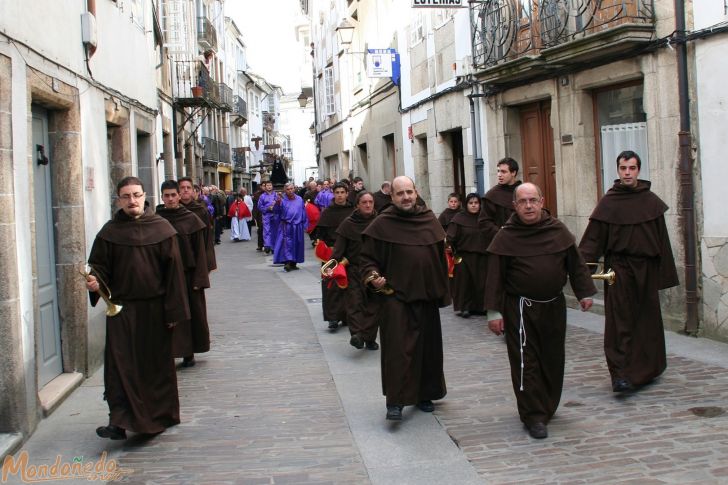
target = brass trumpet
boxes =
[453,254,463,264]
[587,263,616,286]
[79,264,123,316]
[321,258,338,278]
[364,271,395,295]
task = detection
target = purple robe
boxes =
[273,195,308,264]
[257,191,280,248]
[315,189,334,211]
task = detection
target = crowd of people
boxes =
[84,148,677,442]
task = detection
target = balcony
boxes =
[233,147,246,172]
[216,83,233,111]
[202,137,219,165]
[231,96,248,125]
[173,60,215,107]
[218,141,231,165]
[197,16,218,52]
[262,111,276,133]
[470,0,655,86]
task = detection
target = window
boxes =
[594,83,649,194]
[324,66,335,115]
[409,12,425,46]
[433,8,454,28]
[131,0,144,29]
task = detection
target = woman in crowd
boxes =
[446,193,489,318]
[331,191,379,350]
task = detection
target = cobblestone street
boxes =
[6,232,728,484]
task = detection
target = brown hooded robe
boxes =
[333,209,378,342]
[361,205,449,406]
[88,208,190,434]
[446,210,489,313]
[486,210,596,427]
[156,206,211,357]
[182,199,217,272]
[579,180,679,387]
[315,201,354,322]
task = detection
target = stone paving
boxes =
[5,225,728,484]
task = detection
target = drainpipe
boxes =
[674,0,699,334]
[467,86,487,196]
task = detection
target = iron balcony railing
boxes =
[202,137,219,163]
[232,95,248,121]
[217,83,233,111]
[197,16,217,52]
[218,141,231,165]
[173,60,214,101]
[233,147,246,171]
[470,0,655,70]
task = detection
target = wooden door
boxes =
[32,106,63,387]
[520,101,557,216]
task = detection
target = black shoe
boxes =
[416,400,434,412]
[264,247,271,254]
[256,247,263,252]
[182,356,196,368]
[455,311,463,317]
[365,341,379,351]
[526,422,548,439]
[612,378,633,392]
[288,263,299,270]
[283,264,292,272]
[386,405,403,421]
[96,425,127,440]
[328,321,339,330]
[461,311,471,318]
[350,334,364,349]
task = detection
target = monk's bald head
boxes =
[391,176,418,212]
[513,182,543,201]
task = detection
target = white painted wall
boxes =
[0,0,158,110]
[694,1,728,235]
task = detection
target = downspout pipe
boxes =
[674,0,699,334]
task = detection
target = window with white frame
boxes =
[131,0,144,29]
[324,66,335,115]
[433,8,454,28]
[409,12,425,46]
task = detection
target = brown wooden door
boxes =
[520,101,557,216]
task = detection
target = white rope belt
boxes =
[518,295,559,391]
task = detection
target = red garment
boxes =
[227,200,251,219]
[305,201,320,233]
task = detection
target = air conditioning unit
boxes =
[454,56,472,78]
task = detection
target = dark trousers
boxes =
[214,217,223,243]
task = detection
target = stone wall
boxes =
[701,237,728,341]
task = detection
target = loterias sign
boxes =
[411,0,466,7]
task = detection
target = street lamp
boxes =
[297,91,308,108]
[335,18,355,46]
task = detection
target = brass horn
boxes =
[587,263,616,286]
[321,258,338,278]
[79,264,123,316]
[364,271,395,295]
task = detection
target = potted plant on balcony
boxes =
[191,85,204,97]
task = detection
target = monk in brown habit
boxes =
[85,176,189,440]
[447,193,489,317]
[361,176,449,421]
[314,182,354,330]
[157,180,211,368]
[437,192,461,230]
[478,157,522,240]
[486,182,595,439]
[332,191,379,351]
[179,176,217,273]
[579,150,679,393]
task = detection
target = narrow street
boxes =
[6,232,728,484]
